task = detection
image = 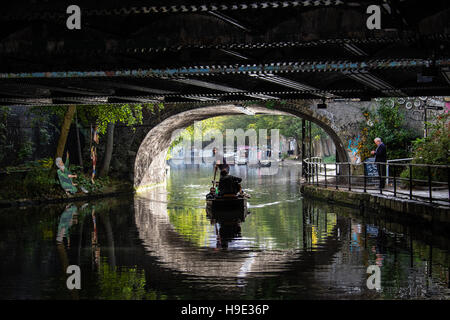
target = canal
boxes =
[0,164,448,299]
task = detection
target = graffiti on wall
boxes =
[347,135,361,164]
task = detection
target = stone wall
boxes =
[300,185,450,226]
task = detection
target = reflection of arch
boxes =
[134,102,353,189]
[134,188,297,279]
[133,188,347,295]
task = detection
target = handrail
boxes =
[303,158,450,207]
[387,158,413,163]
[386,158,414,186]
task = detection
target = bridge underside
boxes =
[133,100,367,189]
[1,1,449,106]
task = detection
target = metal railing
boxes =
[386,158,413,185]
[303,158,450,206]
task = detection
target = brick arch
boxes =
[134,101,362,190]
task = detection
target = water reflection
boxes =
[0,165,448,299]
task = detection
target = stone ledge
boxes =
[300,185,450,224]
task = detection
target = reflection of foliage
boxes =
[98,263,145,299]
[242,203,337,250]
[168,207,211,246]
[98,260,160,300]
[166,169,339,250]
[358,99,419,161]
[166,178,212,246]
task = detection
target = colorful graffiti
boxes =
[347,135,361,164]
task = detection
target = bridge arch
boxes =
[134,101,363,190]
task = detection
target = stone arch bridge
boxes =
[110,99,424,190]
[1,1,449,188]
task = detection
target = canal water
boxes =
[0,164,448,300]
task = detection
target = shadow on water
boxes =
[0,165,448,299]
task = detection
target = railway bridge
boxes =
[1,1,449,187]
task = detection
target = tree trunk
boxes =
[99,122,115,177]
[325,137,331,156]
[55,105,76,160]
[49,105,76,178]
[321,137,329,157]
[75,111,83,168]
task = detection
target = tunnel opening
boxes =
[134,102,350,190]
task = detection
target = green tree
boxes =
[400,112,449,185]
[30,103,163,176]
[357,98,419,161]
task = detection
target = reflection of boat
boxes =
[235,156,247,165]
[206,196,248,222]
[259,160,272,167]
[248,160,272,168]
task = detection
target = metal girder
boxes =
[111,96,161,103]
[3,59,449,79]
[219,49,250,60]
[92,81,175,94]
[342,43,368,57]
[0,97,53,105]
[173,78,244,93]
[207,11,251,32]
[248,73,336,98]
[52,96,109,104]
[340,42,407,96]
[343,70,406,96]
[0,86,50,97]
[442,69,450,85]
[181,95,220,102]
[24,84,115,96]
[172,77,279,100]
[0,1,349,21]
[3,35,448,56]
[245,93,279,100]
